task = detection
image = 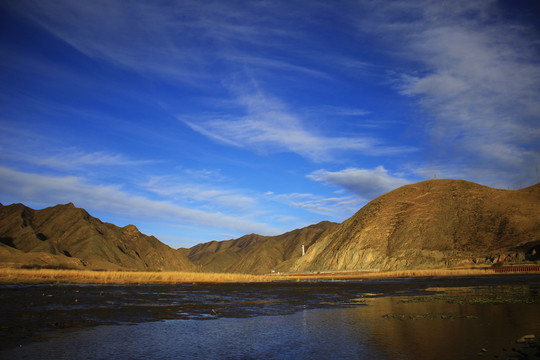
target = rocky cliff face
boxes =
[0,203,196,271]
[184,221,338,274]
[291,179,540,271]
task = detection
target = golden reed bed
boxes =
[0,268,274,284]
[2,266,536,284]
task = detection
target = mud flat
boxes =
[1,275,539,359]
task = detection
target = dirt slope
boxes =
[2,179,537,273]
[184,221,338,274]
[0,203,196,271]
[292,179,540,271]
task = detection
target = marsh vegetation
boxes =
[2,266,539,285]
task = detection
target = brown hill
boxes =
[184,221,338,274]
[291,179,540,271]
[0,203,196,271]
[3,179,537,274]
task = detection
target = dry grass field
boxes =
[0,268,273,284]
[1,266,538,284]
[285,268,496,280]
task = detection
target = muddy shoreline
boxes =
[1,274,539,356]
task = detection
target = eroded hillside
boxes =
[291,179,540,271]
[2,179,538,273]
[0,203,196,271]
[184,221,338,274]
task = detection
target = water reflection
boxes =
[1,278,539,359]
[3,288,539,359]
[1,310,382,360]
[348,291,540,360]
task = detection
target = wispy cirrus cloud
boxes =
[6,1,205,81]
[0,130,154,172]
[36,151,154,169]
[0,166,279,236]
[5,1,323,83]
[5,0,420,164]
[183,90,415,162]
[266,190,363,219]
[359,0,540,186]
[143,175,257,212]
[307,166,411,200]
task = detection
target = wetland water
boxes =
[1,275,539,359]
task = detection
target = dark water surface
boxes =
[1,275,539,359]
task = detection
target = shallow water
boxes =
[1,275,539,359]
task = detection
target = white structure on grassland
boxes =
[302,245,305,256]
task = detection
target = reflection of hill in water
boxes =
[348,287,540,360]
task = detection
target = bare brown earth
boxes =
[0,203,195,271]
[186,179,540,274]
[182,221,338,274]
[2,179,539,274]
[291,179,540,272]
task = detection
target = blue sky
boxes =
[1,0,539,248]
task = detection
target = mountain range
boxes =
[181,221,337,274]
[1,179,539,272]
[0,203,194,271]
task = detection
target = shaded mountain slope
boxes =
[184,221,338,274]
[2,179,537,274]
[0,203,196,271]
[292,179,540,271]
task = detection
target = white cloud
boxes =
[222,54,331,80]
[5,0,538,200]
[267,191,363,218]
[6,1,323,84]
[0,166,279,235]
[8,2,422,164]
[318,106,370,117]
[37,151,154,168]
[143,175,257,212]
[183,90,414,162]
[0,123,156,172]
[369,0,540,186]
[6,1,206,82]
[307,166,411,200]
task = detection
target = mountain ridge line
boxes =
[1,179,539,273]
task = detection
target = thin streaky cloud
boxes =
[0,166,280,236]
[360,0,540,184]
[38,151,155,168]
[7,1,326,83]
[308,166,411,201]
[143,175,258,211]
[267,191,363,218]
[182,119,244,148]
[183,89,415,162]
[0,141,155,170]
[222,54,331,80]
